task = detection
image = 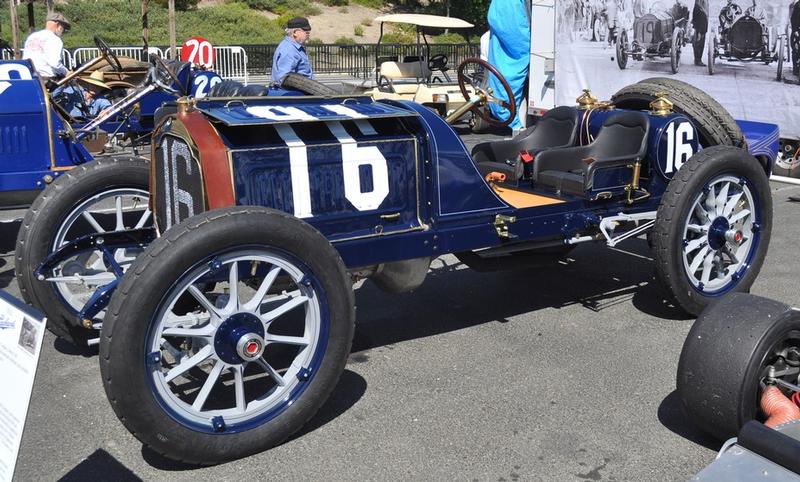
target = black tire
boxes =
[612,80,744,147]
[616,30,628,70]
[670,28,682,74]
[707,33,716,75]
[652,146,772,316]
[100,207,355,464]
[281,73,338,96]
[677,293,800,440]
[208,79,244,97]
[469,111,491,133]
[14,157,150,345]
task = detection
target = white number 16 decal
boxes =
[665,121,695,174]
[274,121,389,218]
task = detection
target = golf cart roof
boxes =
[373,14,474,29]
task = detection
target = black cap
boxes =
[287,17,311,31]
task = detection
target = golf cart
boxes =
[366,14,480,119]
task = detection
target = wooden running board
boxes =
[491,184,565,209]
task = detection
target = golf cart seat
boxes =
[378,61,432,94]
[532,111,649,197]
[472,106,580,184]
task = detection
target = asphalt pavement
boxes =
[5,134,800,480]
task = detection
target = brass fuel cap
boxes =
[576,89,598,110]
[176,96,196,115]
[650,92,674,116]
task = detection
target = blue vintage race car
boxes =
[0,41,220,208]
[15,59,781,463]
[4,49,328,345]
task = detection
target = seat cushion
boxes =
[537,170,585,196]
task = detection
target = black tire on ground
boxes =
[14,157,150,345]
[281,73,338,96]
[455,245,574,272]
[99,207,355,464]
[652,146,772,316]
[611,80,745,147]
[677,293,800,440]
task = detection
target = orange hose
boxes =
[761,386,800,428]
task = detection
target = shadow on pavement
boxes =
[0,219,20,254]
[350,240,691,354]
[53,337,99,357]
[140,369,367,471]
[58,448,142,481]
[657,390,721,451]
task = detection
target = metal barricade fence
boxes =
[164,46,249,84]
[1,47,74,70]
[240,43,479,80]
[71,46,163,67]
[4,43,477,82]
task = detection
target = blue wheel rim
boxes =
[680,174,761,296]
[143,247,330,434]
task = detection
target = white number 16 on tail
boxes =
[664,121,696,175]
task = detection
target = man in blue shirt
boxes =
[271,16,314,86]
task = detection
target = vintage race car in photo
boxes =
[18,64,781,463]
[707,1,787,80]
[615,1,690,74]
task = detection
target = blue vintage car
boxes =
[0,42,221,208]
[15,60,781,463]
[5,49,330,345]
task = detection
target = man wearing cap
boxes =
[23,12,71,81]
[271,16,313,86]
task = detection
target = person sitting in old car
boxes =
[719,0,742,29]
[670,0,690,26]
[271,16,314,87]
[63,71,113,120]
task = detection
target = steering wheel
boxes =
[149,54,183,95]
[428,53,448,71]
[94,36,122,72]
[457,57,516,128]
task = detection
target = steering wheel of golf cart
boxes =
[428,53,448,71]
[457,57,516,128]
[94,35,122,72]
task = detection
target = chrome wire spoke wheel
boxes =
[49,188,151,315]
[681,175,759,294]
[147,250,325,431]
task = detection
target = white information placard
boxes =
[0,291,45,482]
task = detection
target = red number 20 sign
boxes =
[181,36,215,69]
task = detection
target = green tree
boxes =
[449,0,491,32]
[153,0,200,11]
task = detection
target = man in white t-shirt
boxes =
[22,12,71,81]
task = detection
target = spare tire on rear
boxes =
[611,80,744,148]
[281,73,339,96]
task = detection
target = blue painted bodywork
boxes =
[156,96,779,270]
[0,59,222,206]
